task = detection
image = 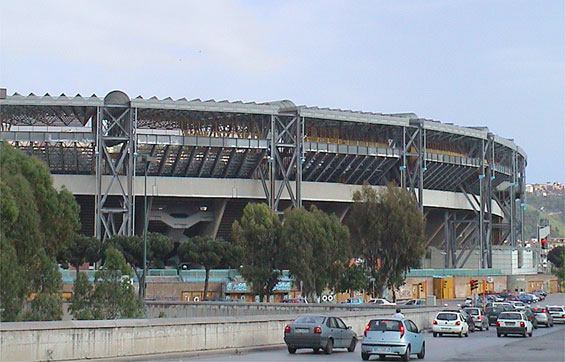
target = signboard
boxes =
[226,281,291,292]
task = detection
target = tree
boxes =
[232,203,284,301]
[282,206,351,301]
[0,142,81,320]
[177,236,241,299]
[58,235,101,271]
[0,236,27,321]
[69,248,144,320]
[68,272,94,320]
[91,247,143,319]
[107,233,174,296]
[333,263,369,296]
[348,183,426,298]
[26,250,64,321]
[147,232,174,268]
[549,246,565,292]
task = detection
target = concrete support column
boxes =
[202,199,228,239]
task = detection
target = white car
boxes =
[488,301,512,309]
[432,311,469,337]
[511,301,527,310]
[547,305,565,324]
[367,298,396,306]
[496,311,533,337]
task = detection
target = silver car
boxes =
[463,307,489,331]
[547,305,565,324]
[283,315,357,354]
[361,317,425,361]
[531,306,554,327]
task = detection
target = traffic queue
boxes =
[282,289,563,360]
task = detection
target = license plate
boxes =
[441,327,450,331]
[376,347,391,353]
[506,322,515,326]
[295,328,309,333]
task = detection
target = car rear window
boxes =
[465,308,479,315]
[487,307,503,314]
[294,316,325,324]
[499,313,521,320]
[436,313,458,321]
[368,319,402,331]
[548,307,564,312]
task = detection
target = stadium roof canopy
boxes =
[0,91,526,157]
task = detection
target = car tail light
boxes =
[432,320,437,325]
[364,323,370,337]
[284,325,291,333]
[399,324,405,338]
[562,314,565,318]
[520,321,525,327]
[455,321,461,325]
[542,309,547,313]
[314,326,322,334]
[477,315,482,320]
[496,321,500,326]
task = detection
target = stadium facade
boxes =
[0,90,527,269]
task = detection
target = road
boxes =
[123,293,565,362]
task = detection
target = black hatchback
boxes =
[486,306,511,326]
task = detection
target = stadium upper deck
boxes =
[0,90,527,269]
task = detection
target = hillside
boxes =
[524,193,565,239]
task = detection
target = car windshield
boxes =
[548,307,564,312]
[294,316,325,324]
[465,308,480,315]
[499,313,521,320]
[368,319,402,331]
[436,313,458,321]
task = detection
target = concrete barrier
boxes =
[0,308,440,361]
[145,300,433,318]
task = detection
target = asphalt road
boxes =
[123,293,565,362]
[181,324,564,362]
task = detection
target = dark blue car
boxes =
[518,294,535,304]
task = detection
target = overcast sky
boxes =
[1,0,563,183]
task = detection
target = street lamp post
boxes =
[141,154,156,299]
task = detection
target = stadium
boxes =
[0,89,527,270]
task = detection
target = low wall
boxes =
[0,308,440,361]
[144,300,431,318]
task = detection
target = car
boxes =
[496,311,533,337]
[486,294,498,303]
[281,297,308,304]
[522,308,538,329]
[510,301,527,310]
[361,317,425,361]
[486,301,512,309]
[463,307,489,331]
[463,297,473,307]
[432,311,469,337]
[366,298,396,306]
[504,295,520,302]
[497,290,514,300]
[444,308,475,332]
[531,290,547,300]
[403,299,426,306]
[547,305,565,324]
[486,305,513,326]
[518,293,538,304]
[531,306,554,327]
[340,297,364,305]
[283,315,357,354]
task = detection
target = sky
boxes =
[1,0,563,183]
